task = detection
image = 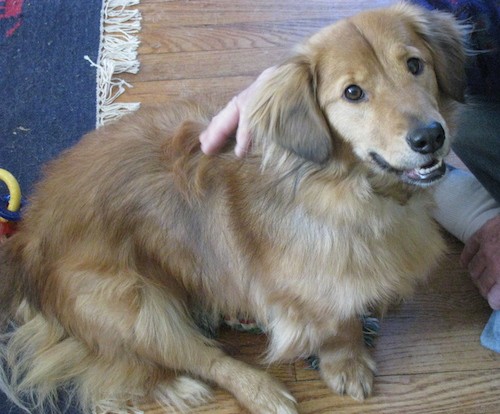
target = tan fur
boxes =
[0,3,467,413]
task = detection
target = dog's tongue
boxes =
[405,159,446,182]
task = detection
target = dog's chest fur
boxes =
[178,155,445,341]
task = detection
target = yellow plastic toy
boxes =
[0,168,22,223]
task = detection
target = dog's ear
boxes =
[248,57,332,164]
[407,5,468,102]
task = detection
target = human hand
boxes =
[200,67,276,157]
[461,215,500,310]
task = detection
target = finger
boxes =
[473,272,496,299]
[235,126,251,157]
[257,66,278,84]
[232,67,278,155]
[466,248,487,281]
[487,283,500,310]
[234,106,252,158]
[200,99,240,154]
[460,234,481,268]
[200,97,240,155]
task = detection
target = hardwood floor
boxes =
[117,1,500,412]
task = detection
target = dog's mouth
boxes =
[370,152,446,186]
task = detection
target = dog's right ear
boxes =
[248,57,333,164]
[404,4,468,103]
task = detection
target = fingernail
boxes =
[200,140,210,154]
[201,144,212,155]
[199,131,207,143]
[235,145,247,158]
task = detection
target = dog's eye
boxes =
[407,57,423,75]
[344,85,364,101]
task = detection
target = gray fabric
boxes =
[452,98,500,203]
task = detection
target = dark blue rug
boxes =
[0,2,99,410]
[0,0,102,197]
[0,0,140,197]
[0,0,140,412]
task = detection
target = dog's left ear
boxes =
[248,56,333,164]
[408,6,468,102]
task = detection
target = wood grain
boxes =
[116,0,500,412]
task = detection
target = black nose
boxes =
[406,122,445,154]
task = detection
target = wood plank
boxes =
[289,371,500,414]
[117,76,257,106]
[140,20,328,55]
[138,0,399,28]
[295,304,496,381]
[133,47,289,82]
[139,370,500,414]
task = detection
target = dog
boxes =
[0,2,467,413]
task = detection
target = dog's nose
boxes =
[406,122,445,154]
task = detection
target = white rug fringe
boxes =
[85,0,142,127]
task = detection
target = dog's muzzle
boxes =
[369,121,448,186]
[370,153,446,187]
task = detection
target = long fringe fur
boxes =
[0,302,213,413]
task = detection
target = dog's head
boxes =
[248,3,467,187]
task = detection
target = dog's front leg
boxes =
[319,317,376,401]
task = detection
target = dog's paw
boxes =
[252,379,298,414]
[232,369,298,414]
[320,349,376,401]
[154,375,214,411]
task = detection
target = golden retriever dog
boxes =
[0,2,467,413]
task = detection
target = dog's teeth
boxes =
[418,159,442,174]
